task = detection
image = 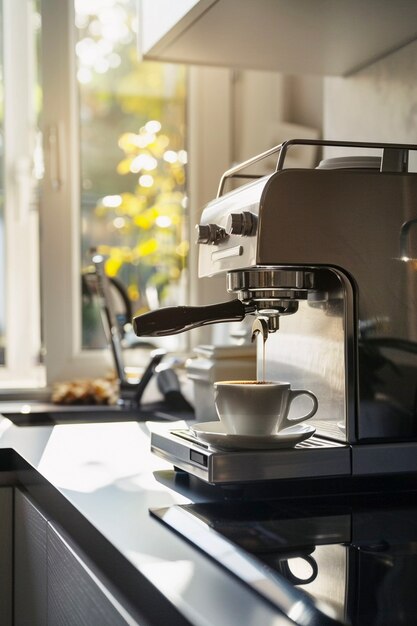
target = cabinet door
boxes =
[47,523,139,626]
[0,488,12,626]
[14,488,47,626]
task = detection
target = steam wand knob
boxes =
[196,223,228,245]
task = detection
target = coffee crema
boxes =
[218,380,274,385]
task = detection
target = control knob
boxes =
[226,211,257,237]
[196,223,228,245]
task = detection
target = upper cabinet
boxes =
[139,0,417,76]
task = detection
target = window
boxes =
[0,0,188,388]
[0,0,232,391]
[41,0,189,385]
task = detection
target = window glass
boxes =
[74,0,188,349]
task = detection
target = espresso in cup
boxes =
[214,380,318,436]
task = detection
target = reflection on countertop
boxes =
[153,493,417,626]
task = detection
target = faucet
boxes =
[88,251,167,408]
[118,348,166,408]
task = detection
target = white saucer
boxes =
[190,422,316,451]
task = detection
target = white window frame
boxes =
[40,0,116,385]
[0,0,43,388]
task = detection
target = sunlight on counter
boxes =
[36,421,173,492]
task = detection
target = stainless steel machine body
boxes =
[198,140,417,443]
[142,139,417,484]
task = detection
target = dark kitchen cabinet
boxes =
[14,489,47,625]
[14,490,141,626]
[0,488,13,626]
[47,524,137,626]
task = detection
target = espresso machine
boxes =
[134,139,417,485]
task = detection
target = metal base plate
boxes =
[151,427,351,485]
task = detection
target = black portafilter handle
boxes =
[133,299,249,337]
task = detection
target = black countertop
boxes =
[0,415,299,626]
[2,413,417,625]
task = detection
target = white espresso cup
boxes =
[213,380,318,436]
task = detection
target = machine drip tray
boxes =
[150,426,351,485]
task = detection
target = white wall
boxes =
[232,37,417,162]
[233,71,323,170]
[324,39,417,149]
